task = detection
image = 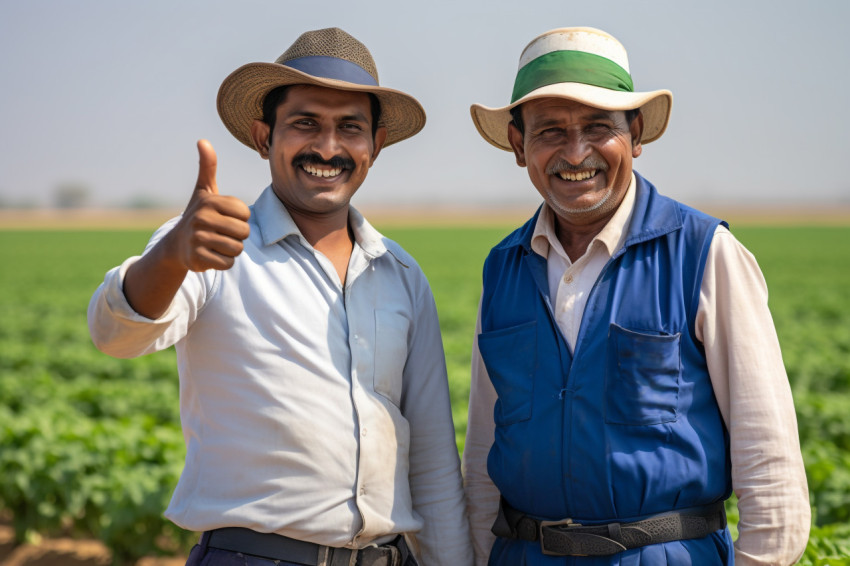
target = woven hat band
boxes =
[511,50,634,103]
[282,55,379,86]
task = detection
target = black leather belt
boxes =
[492,498,727,556]
[207,527,407,566]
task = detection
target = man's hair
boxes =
[262,85,382,141]
[509,105,641,137]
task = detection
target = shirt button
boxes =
[360,486,367,495]
[361,428,367,437]
[564,274,574,284]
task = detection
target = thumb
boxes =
[195,139,218,195]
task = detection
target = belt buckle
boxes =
[355,544,401,566]
[538,518,583,556]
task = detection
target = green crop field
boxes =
[1,223,849,564]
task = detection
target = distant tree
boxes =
[53,183,91,209]
[126,194,164,209]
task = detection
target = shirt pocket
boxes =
[478,320,537,426]
[605,323,681,426]
[374,310,410,406]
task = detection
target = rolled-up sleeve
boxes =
[696,226,810,565]
[87,219,211,359]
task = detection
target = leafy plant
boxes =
[2,225,849,563]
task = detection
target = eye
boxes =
[585,122,617,139]
[341,122,365,132]
[292,118,316,129]
[535,127,565,139]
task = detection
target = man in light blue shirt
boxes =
[88,27,471,566]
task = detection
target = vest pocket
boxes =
[605,323,681,425]
[478,321,536,426]
[374,310,409,406]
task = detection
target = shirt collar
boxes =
[531,172,637,260]
[251,185,389,258]
[253,186,300,246]
[348,205,390,259]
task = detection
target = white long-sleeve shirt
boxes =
[463,174,810,565]
[88,186,473,566]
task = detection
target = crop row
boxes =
[1,226,849,564]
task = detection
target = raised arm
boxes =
[123,139,251,319]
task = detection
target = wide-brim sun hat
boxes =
[218,27,426,150]
[471,27,673,150]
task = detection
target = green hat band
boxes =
[511,50,634,103]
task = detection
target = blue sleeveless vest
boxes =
[479,174,734,565]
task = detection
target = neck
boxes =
[289,206,354,285]
[554,212,613,261]
[289,206,352,248]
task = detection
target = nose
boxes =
[559,129,592,166]
[311,126,341,160]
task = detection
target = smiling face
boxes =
[508,97,643,229]
[250,84,387,220]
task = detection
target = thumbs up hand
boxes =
[172,140,251,272]
[121,140,251,319]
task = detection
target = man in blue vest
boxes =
[462,27,810,565]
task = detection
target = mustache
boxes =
[292,153,356,171]
[546,158,609,176]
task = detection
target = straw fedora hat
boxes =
[217,27,426,150]
[470,27,673,151]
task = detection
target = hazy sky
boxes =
[1,0,848,211]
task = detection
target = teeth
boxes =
[304,165,343,178]
[558,170,597,181]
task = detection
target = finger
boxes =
[194,207,251,242]
[195,139,218,195]
[215,213,252,242]
[214,195,253,224]
[192,195,251,233]
[189,246,238,272]
[189,232,245,271]
[205,233,246,259]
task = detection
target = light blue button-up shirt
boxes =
[88,186,472,565]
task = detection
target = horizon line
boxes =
[2,203,850,230]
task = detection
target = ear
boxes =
[630,112,644,158]
[507,122,527,167]
[368,126,389,166]
[250,120,271,160]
